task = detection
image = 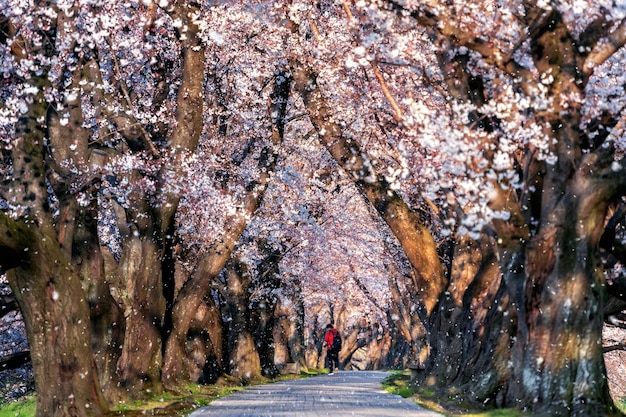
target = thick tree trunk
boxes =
[223,260,261,382]
[505,172,619,416]
[162,254,227,387]
[273,293,306,368]
[250,240,282,377]
[185,298,223,384]
[73,207,126,401]
[0,43,108,414]
[110,233,165,397]
[1,215,108,417]
[251,297,279,377]
[427,236,516,403]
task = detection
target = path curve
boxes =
[188,370,442,416]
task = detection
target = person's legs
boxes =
[328,351,338,374]
[325,353,330,372]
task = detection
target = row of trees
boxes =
[1,0,626,416]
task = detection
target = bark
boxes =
[302,301,329,369]
[500,8,625,414]
[162,253,230,387]
[250,241,282,377]
[274,287,306,368]
[223,259,261,382]
[428,237,487,380]
[110,231,165,397]
[73,206,126,401]
[185,297,223,384]
[503,155,626,416]
[251,298,279,377]
[1,214,108,416]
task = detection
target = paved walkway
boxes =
[188,370,442,416]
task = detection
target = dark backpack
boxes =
[330,331,342,352]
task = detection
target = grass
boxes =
[0,395,36,417]
[108,368,365,415]
[2,371,624,416]
[108,369,324,416]
[0,370,318,417]
[382,371,529,417]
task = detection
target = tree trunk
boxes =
[250,240,282,377]
[0,35,109,412]
[251,296,279,377]
[505,171,619,416]
[111,232,165,397]
[427,235,516,403]
[2,215,108,417]
[223,259,261,382]
[162,254,227,387]
[186,297,223,384]
[73,207,126,401]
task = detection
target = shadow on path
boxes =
[188,370,442,416]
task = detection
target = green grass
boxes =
[0,369,326,417]
[110,369,326,416]
[382,371,528,417]
[0,396,36,417]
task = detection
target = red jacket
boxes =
[324,328,338,351]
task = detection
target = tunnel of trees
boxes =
[1,0,626,416]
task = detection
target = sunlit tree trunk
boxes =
[273,293,306,368]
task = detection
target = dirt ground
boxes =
[603,325,626,401]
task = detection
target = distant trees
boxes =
[1,1,626,416]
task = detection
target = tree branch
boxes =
[584,19,626,76]
[0,350,31,371]
[0,294,19,320]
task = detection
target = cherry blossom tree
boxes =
[1,0,206,411]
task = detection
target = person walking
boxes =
[324,323,341,375]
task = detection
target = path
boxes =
[188,370,442,416]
